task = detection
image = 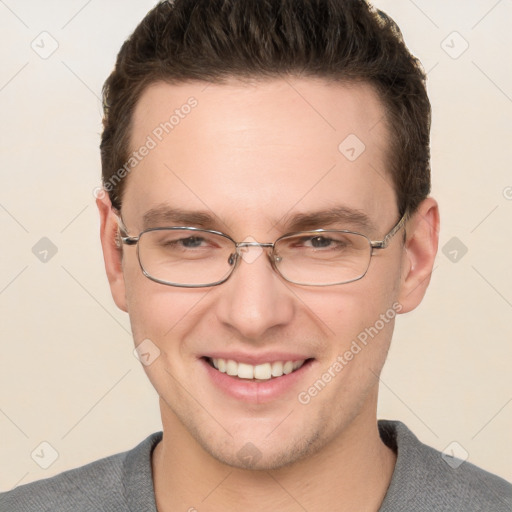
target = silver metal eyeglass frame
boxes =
[114,210,408,288]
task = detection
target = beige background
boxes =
[1,0,511,490]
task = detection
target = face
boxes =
[99,78,434,470]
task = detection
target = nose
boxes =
[214,246,295,341]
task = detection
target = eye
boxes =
[297,235,351,250]
[308,236,337,249]
[278,233,359,256]
[154,232,214,251]
[177,236,205,248]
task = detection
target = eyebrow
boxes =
[278,206,376,233]
[142,205,222,230]
[140,204,375,234]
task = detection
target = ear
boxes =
[397,197,439,313]
[96,191,128,312]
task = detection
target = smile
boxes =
[207,357,306,380]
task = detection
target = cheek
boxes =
[123,264,213,362]
[289,259,403,398]
[294,262,400,339]
[122,256,184,342]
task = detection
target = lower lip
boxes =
[200,358,315,404]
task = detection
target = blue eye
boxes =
[309,236,335,248]
[179,236,205,248]
[293,235,350,250]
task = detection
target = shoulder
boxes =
[0,432,162,512]
[0,453,124,512]
[378,420,512,512]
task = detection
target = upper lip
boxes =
[202,352,313,365]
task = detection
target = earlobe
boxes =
[96,192,128,312]
[397,197,440,313]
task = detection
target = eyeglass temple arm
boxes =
[370,211,408,250]
[112,211,139,245]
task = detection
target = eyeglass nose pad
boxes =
[227,252,238,266]
[268,251,282,272]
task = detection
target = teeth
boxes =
[211,358,306,380]
[226,359,238,376]
[254,363,271,380]
[271,361,283,377]
[283,361,294,374]
[237,362,254,379]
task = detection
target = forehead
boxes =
[123,78,396,235]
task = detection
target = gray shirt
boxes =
[1,420,511,511]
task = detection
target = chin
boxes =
[196,424,324,471]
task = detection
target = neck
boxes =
[152,397,396,512]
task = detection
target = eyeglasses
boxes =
[115,211,407,288]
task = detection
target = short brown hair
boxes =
[101,0,431,216]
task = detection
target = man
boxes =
[1,0,511,510]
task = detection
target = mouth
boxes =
[203,356,314,381]
[200,352,316,403]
